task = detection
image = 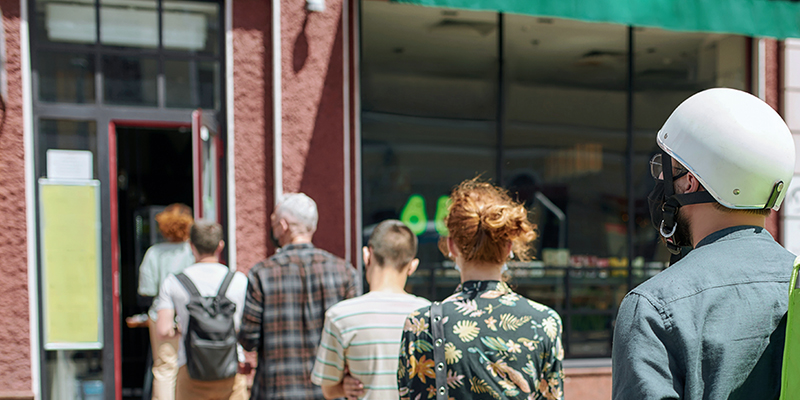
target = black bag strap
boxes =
[176,273,201,297]
[215,271,235,301]
[176,271,235,300]
[431,301,447,400]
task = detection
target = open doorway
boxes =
[116,125,193,400]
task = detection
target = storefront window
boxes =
[37,52,96,104]
[163,0,220,55]
[165,59,219,109]
[34,0,97,47]
[103,55,158,106]
[38,119,98,179]
[360,1,750,358]
[100,0,158,49]
[502,16,629,357]
[362,2,498,300]
[33,0,222,109]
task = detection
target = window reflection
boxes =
[35,0,97,46]
[103,55,158,106]
[38,119,98,179]
[362,2,498,300]
[100,0,158,49]
[165,59,219,109]
[38,52,95,103]
[361,1,749,358]
[163,0,220,55]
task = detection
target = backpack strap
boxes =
[215,271,236,301]
[176,273,201,297]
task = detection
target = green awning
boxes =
[391,0,800,39]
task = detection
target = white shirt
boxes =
[137,241,196,320]
[154,262,248,367]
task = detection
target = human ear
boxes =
[675,173,700,194]
[447,237,458,258]
[683,173,701,193]
[362,246,371,267]
[407,259,420,276]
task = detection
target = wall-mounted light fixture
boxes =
[307,0,325,12]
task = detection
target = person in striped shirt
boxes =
[311,219,430,399]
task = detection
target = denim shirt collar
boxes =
[695,225,771,250]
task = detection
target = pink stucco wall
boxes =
[232,0,273,272]
[0,0,32,397]
[282,0,346,259]
[564,367,612,400]
[765,38,780,239]
[233,0,347,269]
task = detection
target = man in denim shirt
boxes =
[612,88,797,399]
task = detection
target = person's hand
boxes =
[342,373,364,399]
[125,313,149,328]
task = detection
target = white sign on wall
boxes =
[47,150,93,180]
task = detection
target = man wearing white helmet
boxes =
[612,88,797,399]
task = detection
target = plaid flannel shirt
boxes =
[238,243,359,400]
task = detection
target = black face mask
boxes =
[647,180,692,253]
[647,151,713,254]
[270,229,281,249]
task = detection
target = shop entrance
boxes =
[115,125,193,399]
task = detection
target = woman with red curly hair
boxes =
[137,204,195,400]
[398,178,564,400]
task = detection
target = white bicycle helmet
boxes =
[657,88,795,211]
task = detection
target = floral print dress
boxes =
[398,281,564,400]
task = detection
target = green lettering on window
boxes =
[400,194,427,235]
[435,195,450,237]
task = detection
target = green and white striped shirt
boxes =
[311,291,430,399]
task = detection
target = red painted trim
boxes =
[215,134,223,225]
[108,119,191,399]
[107,121,122,400]
[110,120,189,129]
[192,110,203,220]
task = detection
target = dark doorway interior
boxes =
[116,126,192,400]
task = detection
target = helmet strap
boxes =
[658,151,715,254]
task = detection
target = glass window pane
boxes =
[103,55,158,106]
[100,0,158,49]
[37,52,96,103]
[632,29,748,269]
[165,59,219,109]
[35,0,97,46]
[38,119,98,179]
[504,17,628,259]
[45,350,105,399]
[569,313,614,357]
[163,0,220,55]
[502,16,629,358]
[361,2,498,300]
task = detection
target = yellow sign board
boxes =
[39,179,103,350]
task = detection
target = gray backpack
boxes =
[176,271,238,381]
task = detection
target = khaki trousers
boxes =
[149,318,179,400]
[175,366,248,400]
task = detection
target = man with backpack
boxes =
[155,220,249,400]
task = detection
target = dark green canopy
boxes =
[392,0,800,38]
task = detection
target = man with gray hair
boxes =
[239,193,358,400]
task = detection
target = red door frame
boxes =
[191,110,225,224]
[108,120,191,400]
